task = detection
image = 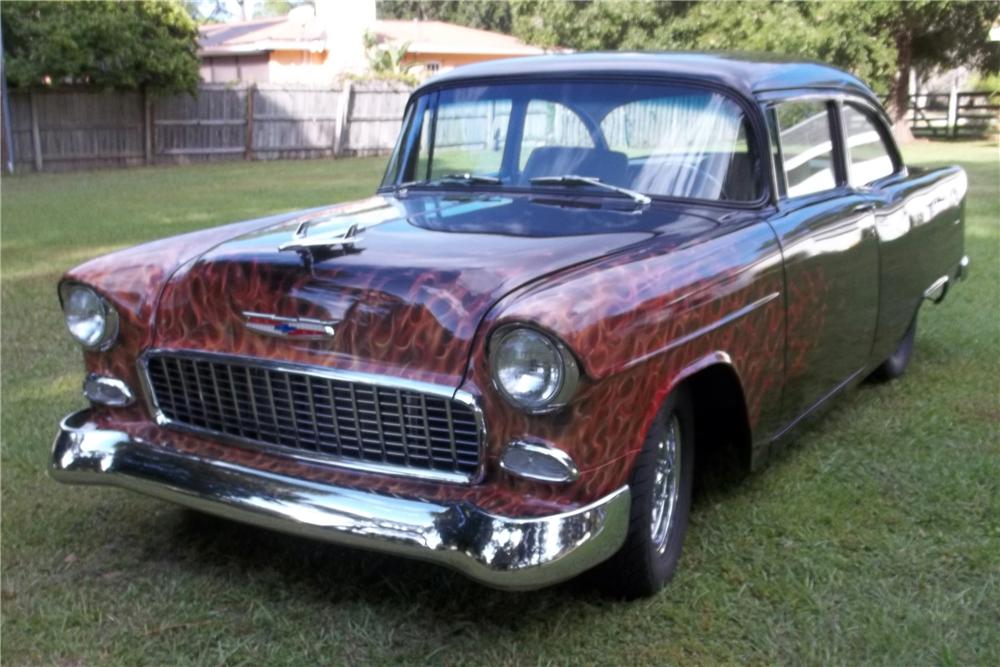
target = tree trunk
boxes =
[889,31,915,144]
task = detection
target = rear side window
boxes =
[843,104,896,186]
[772,101,837,197]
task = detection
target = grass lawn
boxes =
[2,143,998,666]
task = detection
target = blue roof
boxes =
[418,52,878,103]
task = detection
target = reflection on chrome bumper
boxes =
[50,410,630,590]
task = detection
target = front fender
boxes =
[460,221,786,504]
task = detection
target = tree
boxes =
[378,1,513,33]
[2,0,200,95]
[511,0,686,51]
[362,30,418,85]
[507,0,999,139]
[254,0,314,19]
[866,0,1000,137]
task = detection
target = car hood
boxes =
[153,193,718,386]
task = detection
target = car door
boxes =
[763,97,881,433]
[839,99,965,365]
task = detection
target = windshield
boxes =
[381,80,762,202]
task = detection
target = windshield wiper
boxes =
[395,173,501,191]
[437,172,502,185]
[530,175,651,206]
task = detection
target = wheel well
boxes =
[679,364,752,489]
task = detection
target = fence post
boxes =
[334,80,352,157]
[245,84,255,161]
[143,88,153,165]
[28,88,42,172]
[947,81,959,138]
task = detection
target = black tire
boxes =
[870,316,917,382]
[595,388,695,599]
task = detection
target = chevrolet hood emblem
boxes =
[242,312,337,340]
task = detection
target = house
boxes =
[197,1,547,85]
[374,20,549,78]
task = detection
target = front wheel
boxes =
[596,388,695,598]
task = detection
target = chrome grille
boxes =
[142,352,482,481]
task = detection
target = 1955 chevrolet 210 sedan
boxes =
[52,54,968,598]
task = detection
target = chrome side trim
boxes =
[500,440,581,483]
[51,409,630,591]
[135,349,487,485]
[923,275,949,304]
[621,290,781,373]
[82,374,135,407]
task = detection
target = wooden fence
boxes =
[4,83,996,173]
[6,80,412,172]
[905,90,998,139]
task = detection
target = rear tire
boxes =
[595,388,695,599]
[870,316,917,382]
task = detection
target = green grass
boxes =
[2,143,998,666]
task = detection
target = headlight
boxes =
[490,326,579,413]
[59,283,118,350]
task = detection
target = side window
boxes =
[519,100,593,170]
[843,103,896,186]
[414,107,433,181]
[773,101,837,197]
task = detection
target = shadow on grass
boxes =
[161,507,612,624]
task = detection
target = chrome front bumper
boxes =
[50,410,630,590]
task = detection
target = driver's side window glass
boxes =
[773,100,838,197]
[519,100,593,170]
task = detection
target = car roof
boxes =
[417,52,879,103]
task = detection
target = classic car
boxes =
[51,53,968,598]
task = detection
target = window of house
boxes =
[773,100,838,197]
[424,61,441,73]
[843,103,897,186]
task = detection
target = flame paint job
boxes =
[59,77,967,519]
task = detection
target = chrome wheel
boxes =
[649,413,681,554]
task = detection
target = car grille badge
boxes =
[242,312,337,340]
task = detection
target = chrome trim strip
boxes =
[135,349,487,485]
[51,409,630,591]
[622,290,781,372]
[82,374,135,407]
[500,440,581,484]
[923,275,949,304]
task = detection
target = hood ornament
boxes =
[242,312,337,340]
[278,220,363,269]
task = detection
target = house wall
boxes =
[201,54,270,84]
[402,52,522,78]
[268,50,334,84]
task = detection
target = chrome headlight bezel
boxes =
[489,325,580,414]
[59,282,119,351]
